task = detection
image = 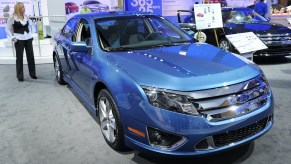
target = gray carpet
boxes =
[0,57,290,164]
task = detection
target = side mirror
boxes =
[178,23,196,31]
[178,23,196,37]
[70,42,90,52]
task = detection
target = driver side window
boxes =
[75,19,92,54]
[75,19,92,46]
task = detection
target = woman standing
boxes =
[5,2,37,82]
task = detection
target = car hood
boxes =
[106,44,261,91]
[225,22,291,35]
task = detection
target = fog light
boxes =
[147,127,186,149]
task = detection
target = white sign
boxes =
[162,0,195,16]
[226,32,268,54]
[194,3,223,30]
[0,0,34,27]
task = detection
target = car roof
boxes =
[71,11,156,20]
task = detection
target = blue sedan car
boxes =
[53,11,274,156]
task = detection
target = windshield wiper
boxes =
[104,46,136,51]
[171,41,191,45]
[150,41,190,48]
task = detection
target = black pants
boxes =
[14,38,36,80]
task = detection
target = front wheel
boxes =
[97,89,125,150]
[219,37,233,52]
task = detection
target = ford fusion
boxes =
[53,12,274,156]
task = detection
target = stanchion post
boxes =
[214,28,219,47]
[36,16,42,57]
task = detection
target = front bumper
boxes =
[123,92,274,156]
[254,45,291,57]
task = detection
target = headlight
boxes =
[261,74,271,95]
[142,87,200,115]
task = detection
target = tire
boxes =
[97,89,125,150]
[53,55,66,85]
[219,37,233,52]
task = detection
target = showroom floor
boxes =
[0,57,290,164]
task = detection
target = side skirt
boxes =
[63,73,97,116]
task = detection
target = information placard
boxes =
[193,3,223,30]
[225,32,268,54]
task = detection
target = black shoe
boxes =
[18,79,24,82]
[31,76,38,79]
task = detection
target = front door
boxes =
[69,18,94,100]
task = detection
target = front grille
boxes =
[194,116,272,150]
[188,75,270,122]
[213,117,269,148]
[259,33,291,44]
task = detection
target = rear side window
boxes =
[62,18,79,39]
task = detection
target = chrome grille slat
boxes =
[192,82,266,111]
[189,75,269,122]
[258,33,291,44]
[202,96,268,122]
[142,75,269,122]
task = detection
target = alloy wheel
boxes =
[99,96,117,143]
[220,40,230,51]
[54,56,61,81]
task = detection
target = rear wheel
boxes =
[53,55,66,85]
[97,89,125,150]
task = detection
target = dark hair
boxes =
[195,2,198,4]
[260,0,264,2]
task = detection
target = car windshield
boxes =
[95,15,194,51]
[222,8,268,23]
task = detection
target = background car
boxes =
[53,11,273,156]
[65,2,79,14]
[82,0,109,12]
[179,7,291,57]
[204,0,228,7]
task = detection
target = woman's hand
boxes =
[12,38,17,42]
